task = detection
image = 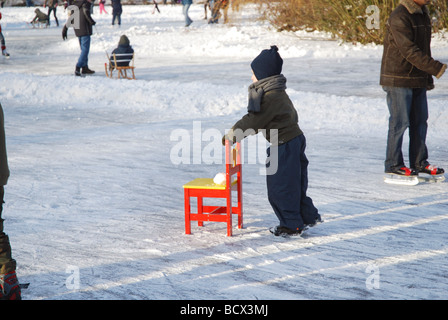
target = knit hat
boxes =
[118,35,130,47]
[250,45,283,81]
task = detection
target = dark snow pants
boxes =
[266,134,319,231]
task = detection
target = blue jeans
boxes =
[76,35,91,69]
[384,86,429,172]
[183,4,192,26]
[266,135,319,231]
[112,13,121,25]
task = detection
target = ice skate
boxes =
[2,49,9,59]
[384,167,419,186]
[269,225,307,238]
[417,165,445,183]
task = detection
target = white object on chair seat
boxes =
[213,172,226,185]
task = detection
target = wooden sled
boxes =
[105,52,136,80]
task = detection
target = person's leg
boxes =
[0,186,21,300]
[296,135,320,226]
[0,31,7,56]
[47,7,52,26]
[409,88,429,170]
[54,7,59,26]
[266,137,305,232]
[384,86,413,172]
[76,35,90,69]
[183,3,192,26]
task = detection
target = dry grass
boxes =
[238,0,448,44]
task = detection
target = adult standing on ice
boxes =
[44,0,60,27]
[223,46,322,237]
[62,0,96,76]
[0,102,21,300]
[380,0,446,179]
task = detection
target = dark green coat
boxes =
[229,89,303,146]
[0,103,9,186]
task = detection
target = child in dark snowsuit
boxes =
[108,34,133,69]
[223,46,321,237]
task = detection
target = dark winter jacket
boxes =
[111,35,134,67]
[380,0,446,88]
[111,0,122,14]
[63,0,96,37]
[0,103,9,186]
[226,75,303,146]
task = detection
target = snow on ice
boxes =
[0,4,448,301]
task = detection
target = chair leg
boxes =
[227,194,232,237]
[197,197,204,227]
[184,189,191,235]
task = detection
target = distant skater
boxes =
[99,0,108,14]
[45,0,59,26]
[0,10,9,58]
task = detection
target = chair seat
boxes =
[183,141,242,236]
[183,178,238,190]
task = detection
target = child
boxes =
[0,10,9,58]
[108,35,134,69]
[223,46,322,237]
[99,0,108,14]
[30,8,49,28]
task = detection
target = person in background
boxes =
[181,0,192,27]
[111,0,122,26]
[62,0,96,76]
[380,0,446,178]
[99,0,108,14]
[0,102,22,300]
[108,34,133,70]
[0,10,9,58]
[30,8,49,28]
[44,0,60,27]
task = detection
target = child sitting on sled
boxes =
[107,35,134,71]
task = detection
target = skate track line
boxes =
[40,211,448,299]
[326,196,448,223]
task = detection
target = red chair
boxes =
[183,140,243,236]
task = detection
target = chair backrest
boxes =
[225,140,242,186]
[112,52,134,67]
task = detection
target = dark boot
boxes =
[82,67,95,75]
[75,67,81,77]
